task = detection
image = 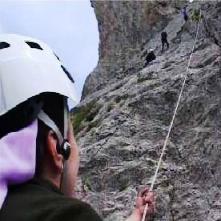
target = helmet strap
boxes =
[37,100,71,194]
[37,110,63,146]
[37,99,71,161]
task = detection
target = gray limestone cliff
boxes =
[82,0,184,98]
[72,1,221,220]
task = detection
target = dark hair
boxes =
[0,92,65,175]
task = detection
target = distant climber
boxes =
[161,31,169,52]
[191,9,202,22]
[181,6,188,22]
[141,49,156,67]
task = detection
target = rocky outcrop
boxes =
[72,1,221,220]
[82,0,186,98]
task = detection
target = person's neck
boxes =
[37,171,61,190]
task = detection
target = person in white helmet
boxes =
[141,48,156,68]
[0,34,155,221]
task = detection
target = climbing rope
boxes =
[142,9,202,221]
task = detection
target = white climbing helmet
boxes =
[0,34,78,116]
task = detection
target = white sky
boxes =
[0,0,99,103]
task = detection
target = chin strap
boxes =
[37,99,71,194]
[37,99,69,146]
[37,99,71,160]
[37,110,63,146]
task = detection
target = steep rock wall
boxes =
[72,1,221,221]
[82,0,184,98]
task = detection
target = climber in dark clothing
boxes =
[181,6,188,22]
[161,31,169,52]
[0,34,155,221]
[141,49,156,67]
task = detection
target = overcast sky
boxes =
[0,0,99,103]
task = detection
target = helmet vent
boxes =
[25,41,43,50]
[0,42,10,49]
[61,65,75,83]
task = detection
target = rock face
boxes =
[82,0,184,98]
[72,1,221,221]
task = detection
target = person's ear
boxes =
[46,130,63,172]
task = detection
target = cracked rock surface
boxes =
[72,1,221,220]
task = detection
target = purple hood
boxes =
[0,120,37,208]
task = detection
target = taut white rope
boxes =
[141,11,202,221]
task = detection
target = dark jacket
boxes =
[0,178,102,221]
[146,51,156,63]
[182,8,188,21]
[161,32,168,41]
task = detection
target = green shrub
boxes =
[71,102,100,135]
[107,101,117,112]
[137,76,148,83]
[86,120,100,132]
